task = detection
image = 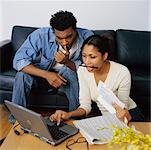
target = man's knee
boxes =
[61,68,78,82]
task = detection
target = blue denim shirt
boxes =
[13,27,93,71]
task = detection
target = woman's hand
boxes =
[49,110,71,125]
[112,103,132,123]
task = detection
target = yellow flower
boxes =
[98,125,151,149]
[109,127,151,149]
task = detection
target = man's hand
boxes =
[45,72,67,88]
[112,103,132,122]
[55,49,70,64]
[49,110,71,125]
[21,64,67,88]
[55,46,76,71]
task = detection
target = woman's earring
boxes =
[104,53,108,61]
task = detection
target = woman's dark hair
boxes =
[81,34,111,55]
[50,10,77,31]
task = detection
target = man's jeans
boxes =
[12,67,79,111]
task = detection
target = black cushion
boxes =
[11,26,38,52]
[116,29,150,119]
[0,41,13,71]
[116,29,150,70]
[116,30,150,91]
[0,69,16,90]
[130,70,150,97]
[28,89,69,109]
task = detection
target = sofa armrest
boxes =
[0,40,13,72]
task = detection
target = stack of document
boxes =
[73,113,128,144]
[97,81,125,114]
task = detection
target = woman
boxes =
[50,35,144,124]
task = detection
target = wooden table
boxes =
[0,104,13,140]
[1,121,151,150]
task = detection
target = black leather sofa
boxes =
[0,26,150,120]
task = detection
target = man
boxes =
[9,10,93,123]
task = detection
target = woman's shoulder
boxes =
[110,61,129,71]
[110,61,130,76]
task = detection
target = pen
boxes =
[124,117,128,125]
[61,49,66,54]
[79,64,98,69]
[57,121,60,126]
[61,45,69,54]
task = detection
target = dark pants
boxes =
[12,67,80,111]
[129,107,145,122]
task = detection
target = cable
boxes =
[13,123,28,135]
[13,123,21,135]
[0,137,6,145]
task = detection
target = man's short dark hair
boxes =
[50,10,77,31]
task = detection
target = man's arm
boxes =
[21,64,48,78]
[64,59,76,71]
[21,64,67,88]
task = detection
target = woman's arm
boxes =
[117,67,131,108]
[113,66,132,122]
[50,67,93,124]
[77,67,92,115]
[49,108,86,125]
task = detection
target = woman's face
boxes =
[82,44,107,73]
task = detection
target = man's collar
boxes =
[48,28,56,43]
[76,28,84,46]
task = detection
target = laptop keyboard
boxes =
[47,124,68,140]
[56,121,68,127]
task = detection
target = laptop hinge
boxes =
[40,137,55,145]
[40,136,49,142]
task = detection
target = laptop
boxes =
[5,100,79,145]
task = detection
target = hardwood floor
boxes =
[0,104,13,141]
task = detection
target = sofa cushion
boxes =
[116,29,150,96]
[0,69,16,90]
[12,26,38,52]
[130,70,150,97]
[116,29,150,120]
[0,90,12,104]
[0,40,13,71]
[28,89,69,109]
[116,29,150,70]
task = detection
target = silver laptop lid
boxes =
[5,100,54,143]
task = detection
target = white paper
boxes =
[97,81,125,114]
[73,113,128,144]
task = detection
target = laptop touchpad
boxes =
[60,125,78,134]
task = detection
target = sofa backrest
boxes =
[11,26,38,52]
[116,29,150,119]
[116,29,150,71]
[11,26,116,61]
